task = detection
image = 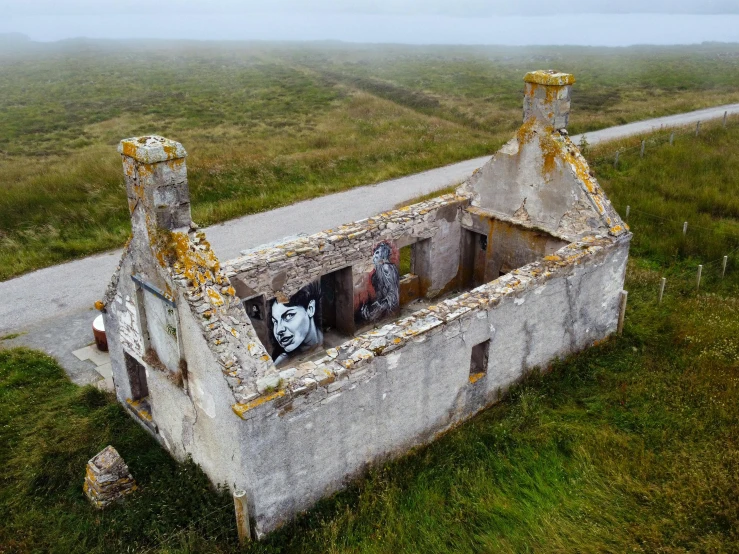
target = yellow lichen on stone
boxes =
[126,398,152,421]
[516,116,539,144]
[232,390,285,418]
[524,70,575,86]
[206,287,224,307]
[94,300,105,311]
[469,372,485,384]
[153,230,223,290]
[516,118,561,177]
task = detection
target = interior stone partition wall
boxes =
[101,70,630,539]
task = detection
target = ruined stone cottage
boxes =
[101,70,630,538]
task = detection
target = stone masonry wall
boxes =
[223,194,470,301]
[232,233,630,536]
[231,233,626,420]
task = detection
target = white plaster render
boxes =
[233,237,629,535]
[101,70,631,538]
[458,120,626,240]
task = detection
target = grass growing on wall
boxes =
[2,41,739,280]
[1,118,739,552]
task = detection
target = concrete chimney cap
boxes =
[117,135,187,164]
[524,70,575,86]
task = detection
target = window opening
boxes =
[243,295,271,351]
[399,244,413,277]
[470,339,490,382]
[124,352,149,400]
[320,267,354,337]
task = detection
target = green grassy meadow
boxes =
[1,41,739,280]
[1,122,738,552]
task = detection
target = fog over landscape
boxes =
[1,0,738,45]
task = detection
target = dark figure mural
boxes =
[270,281,323,365]
[360,241,400,322]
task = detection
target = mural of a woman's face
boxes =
[271,299,316,353]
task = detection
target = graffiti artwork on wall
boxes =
[270,281,323,365]
[358,241,400,323]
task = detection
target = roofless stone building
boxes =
[101,70,630,537]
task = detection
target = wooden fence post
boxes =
[723,256,728,279]
[640,140,645,158]
[696,121,701,136]
[724,111,728,128]
[659,277,666,304]
[614,151,619,168]
[669,132,674,145]
[696,265,703,291]
[233,489,251,545]
[683,221,688,235]
[625,205,630,221]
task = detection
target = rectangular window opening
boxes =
[470,339,490,382]
[124,352,157,431]
[399,244,413,277]
[124,351,149,400]
[320,267,354,337]
[243,295,271,352]
[398,239,432,307]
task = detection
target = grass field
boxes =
[1,120,738,553]
[1,41,739,280]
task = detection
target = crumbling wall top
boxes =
[118,136,187,164]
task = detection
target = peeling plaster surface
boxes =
[458,119,626,240]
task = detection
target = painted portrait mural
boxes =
[270,281,323,365]
[356,241,400,324]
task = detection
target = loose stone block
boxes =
[83,446,137,509]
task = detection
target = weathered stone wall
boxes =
[461,206,570,282]
[108,261,145,359]
[459,70,626,242]
[230,234,629,537]
[105,262,245,488]
[224,195,470,302]
[103,67,633,539]
[104,136,267,486]
[458,121,625,240]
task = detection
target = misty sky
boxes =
[2,0,739,45]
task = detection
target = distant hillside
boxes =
[0,33,33,50]
[0,32,30,43]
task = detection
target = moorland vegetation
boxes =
[1,41,739,279]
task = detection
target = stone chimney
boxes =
[118,136,191,231]
[523,70,575,130]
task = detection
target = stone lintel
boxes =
[118,136,187,164]
[524,70,575,87]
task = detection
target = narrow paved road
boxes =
[3,103,738,383]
